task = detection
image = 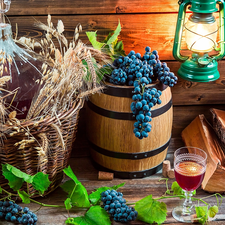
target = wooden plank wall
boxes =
[6,0,225,149]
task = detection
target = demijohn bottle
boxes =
[0,0,43,119]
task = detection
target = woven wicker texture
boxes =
[0,98,83,196]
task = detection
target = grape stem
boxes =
[1,187,88,210]
[155,195,208,206]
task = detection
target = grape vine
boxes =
[0,164,224,225]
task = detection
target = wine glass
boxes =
[172,146,207,223]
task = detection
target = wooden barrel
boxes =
[86,82,173,179]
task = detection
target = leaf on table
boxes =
[88,183,125,205]
[63,166,80,184]
[208,205,218,218]
[61,179,90,208]
[3,164,33,183]
[111,182,125,189]
[195,206,208,224]
[65,206,111,225]
[61,180,75,194]
[88,187,109,206]
[65,216,87,225]
[32,172,51,195]
[86,31,104,51]
[18,190,31,204]
[71,183,90,208]
[2,164,24,191]
[135,195,167,225]
[64,198,72,210]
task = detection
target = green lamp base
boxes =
[178,56,220,82]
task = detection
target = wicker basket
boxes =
[0,98,84,196]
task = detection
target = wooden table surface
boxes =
[0,154,224,225]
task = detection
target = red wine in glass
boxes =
[172,147,207,223]
[175,161,205,191]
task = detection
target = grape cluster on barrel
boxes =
[101,189,138,223]
[109,46,178,139]
[0,200,37,225]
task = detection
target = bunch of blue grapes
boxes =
[0,200,37,225]
[110,46,178,86]
[111,47,155,86]
[131,79,162,139]
[101,189,138,223]
[154,62,178,87]
[109,46,177,139]
[109,68,127,85]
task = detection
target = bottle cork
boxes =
[167,169,175,179]
[162,160,171,177]
[98,171,114,180]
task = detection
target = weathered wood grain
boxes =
[169,61,225,106]
[7,16,225,106]
[7,0,179,15]
[8,14,177,59]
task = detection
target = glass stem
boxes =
[182,190,193,216]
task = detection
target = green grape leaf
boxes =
[165,189,171,195]
[103,31,113,43]
[111,182,125,189]
[11,168,32,183]
[18,190,31,204]
[0,186,2,194]
[86,31,104,50]
[61,180,75,194]
[32,172,51,195]
[88,183,125,205]
[71,183,90,208]
[135,195,167,225]
[115,40,124,51]
[64,198,72,210]
[171,181,196,197]
[171,181,183,196]
[98,66,113,77]
[65,206,111,225]
[208,205,218,218]
[107,21,121,45]
[4,164,33,183]
[61,168,90,208]
[2,164,24,191]
[195,206,208,224]
[63,166,80,184]
[65,217,86,225]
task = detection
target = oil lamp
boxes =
[173,0,225,82]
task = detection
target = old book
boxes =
[181,114,225,193]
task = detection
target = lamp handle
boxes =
[214,0,225,61]
[173,0,191,62]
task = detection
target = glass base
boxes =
[172,206,195,223]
